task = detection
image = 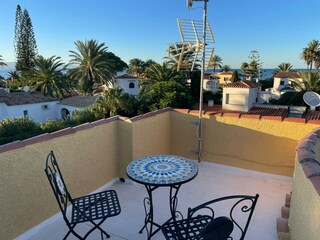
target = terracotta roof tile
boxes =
[274,72,300,78]
[224,80,261,89]
[195,104,289,118]
[0,89,59,106]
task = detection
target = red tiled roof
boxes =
[194,104,289,118]
[303,111,320,121]
[224,80,261,89]
[115,74,138,79]
[274,72,300,78]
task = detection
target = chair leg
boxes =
[64,224,83,240]
[82,218,110,239]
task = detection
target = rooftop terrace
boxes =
[1,108,319,240]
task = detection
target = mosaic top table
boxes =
[126,155,198,239]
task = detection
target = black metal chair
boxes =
[44,151,121,239]
[162,194,259,240]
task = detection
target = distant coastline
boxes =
[0,63,308,80]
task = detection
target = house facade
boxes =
[112,74,139,96]
[259,71,301,103]
[222,80,261,112]
[0,89,59,123]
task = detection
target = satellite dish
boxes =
[303,91,320,111]
[187,0,193,9]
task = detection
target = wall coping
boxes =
[296,127,320,196]
[0,109,174,154]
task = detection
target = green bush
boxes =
[0,117,43,145]
[40,118,75,133]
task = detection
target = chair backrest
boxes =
[44,151,72,217]
[187,194,259,240]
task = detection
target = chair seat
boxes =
[162,215,233,240]
[162,215,211,239]
[71,190,121,224]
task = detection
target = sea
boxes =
[0,64,307,81]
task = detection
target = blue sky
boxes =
[0,0,319,69]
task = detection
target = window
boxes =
[23,110,28,117]
[226,94,245,105]
[129,82,135,89]
[280,80,285,86]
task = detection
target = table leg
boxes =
[169,185,183,221]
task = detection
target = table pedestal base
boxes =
[139,184,182,240]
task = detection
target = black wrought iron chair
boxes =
[44,151,121,239]
[162,194,259,240]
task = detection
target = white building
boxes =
[259,72,301,103]
[272,72,300,93]
[222,80,261,112]
[0,89,59,123]
[58,95,99,119]
[111,74,139,96]
[203,73,220,93]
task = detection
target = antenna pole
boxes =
[198,0,207,162]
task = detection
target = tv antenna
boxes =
[167,19,215,72]
[303,91,320,111]
[167,0,211,162]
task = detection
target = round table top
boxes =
[126,155,198,186]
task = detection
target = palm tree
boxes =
[207,55,223,72]
[127,58,146,78]
[0,55,7,66]
[141,62,182,96]
[221,65,231,72]
[273,63,293,76]
[7,70,20,80]
[301,40,320,71]
[144,62,181,82]
[68,39,116,95]
[28,55,69,98]
[99,87,127,117]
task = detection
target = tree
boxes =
[207,55,223,72]
[139,81,193,113]
[221,65,231,72]
[6,70,20,81]
[103,52,128,72]
[28,56,70,98]
[14,5,38,74]
[241,50,262,80]
[301,40,320,71]
[97,87,138,117]
[0,55,7,66]
[230,70,240,83]
[273,63,293,76]
[141,62,185,96]
[68,39,116,95]
[127,58,146,78]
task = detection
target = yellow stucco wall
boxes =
[170,111,319,176]
[1,109,320,239]
[289,160,320,240]
[132,112,171,160]
[0,122,119,240]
